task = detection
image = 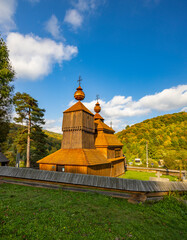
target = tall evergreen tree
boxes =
[13,93,45,167]
[31,125,48,167]
[0,37,15,145]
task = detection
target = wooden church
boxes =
[37,78,125,177]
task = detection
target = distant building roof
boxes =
[0,152,9,163]
[64,101,94,116]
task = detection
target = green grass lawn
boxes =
[119,171,178,181]
[0,184,187,240]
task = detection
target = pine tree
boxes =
[30,125,48,167]
[0,37,15,145]
[13,92,45,167]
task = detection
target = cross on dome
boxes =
[77,75,82,86]
[74,76,85,101]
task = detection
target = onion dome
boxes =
[94,99,104,122]
[94,101,101,113]
[74,76,85,101]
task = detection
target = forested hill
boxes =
[116,112,187,169]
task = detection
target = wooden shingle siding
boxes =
[1,167,187,192]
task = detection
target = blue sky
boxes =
[0,0,187,132]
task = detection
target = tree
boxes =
[13,92,45,167]
[30,125,48,167]
[0,37,15,145]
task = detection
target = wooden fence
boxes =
[0,166,187,193]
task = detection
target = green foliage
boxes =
[30,125,48,167]
[2,123,61,167]
[0,37,15,145]
[13,92,46,167]
[13,92,45,126]
[0,184,186,240]
[117,112,187,169]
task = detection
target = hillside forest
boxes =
[117,112,187,170]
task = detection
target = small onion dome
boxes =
[94,101,101,113]
[74,85,85,101]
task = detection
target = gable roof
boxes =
[64,101,94,116]
[37,149,110,166]
[95,132,123,147]
[94,113,104,121]
[0,152,9,163]
[95,119,115,133]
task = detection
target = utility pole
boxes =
[146,141,148,168]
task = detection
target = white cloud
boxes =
[134,85,187,111]
[47,85,186,133]
[0,0,17,33]
[44,119,62,133]
[64,9,83,28]
[73,0,97,12]
[64,0,105,29]
[6,32,78,80]
[82,85,187,131]
[45,15,61,39]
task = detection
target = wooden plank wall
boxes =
[40,164,56,171]
[62,111,95,149]
[65,165,87,174]
[112,161,124,177]
[88,164,112,177]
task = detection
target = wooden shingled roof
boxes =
[64,101,94,115]
[95,119,115,133]
[95,133,123,147]
[0,152,9,163]
[37,149,111,166]
[94,113,104,121]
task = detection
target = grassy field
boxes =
[0,184,187,240]
[119,171,178,181]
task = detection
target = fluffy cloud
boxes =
[0,0,16,33]
[45,15,61,39]
[133,85,187,111]
[64,9,83,28]
[44,119,62,133]
[64,0,105,29]
[73,0,97,12]
[6,32,78,80]
[82,85,187,130]
[47,85,187,133]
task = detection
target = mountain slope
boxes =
[116,112,187,169]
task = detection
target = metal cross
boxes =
[96,94,99,101]
[77,76,82,86]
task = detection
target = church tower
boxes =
[61,77,95,149]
